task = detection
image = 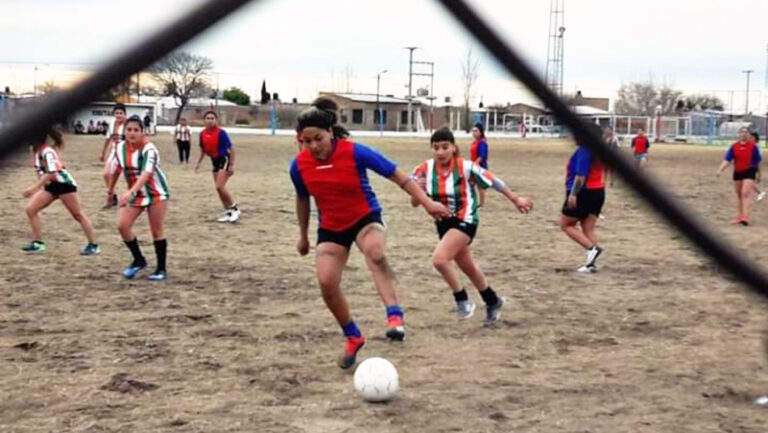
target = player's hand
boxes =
[22,188,35,198]
[297,237,310,256]
[119,191,134,207]
[99,153,105,163]
[566,195,577,209]
[425,201,450,220]
[194,163,200,174]
[513,196,533,213]
[226,165,235,175]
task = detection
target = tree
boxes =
[39,80,61,95]
[615,81,682,116]
[684,94,725,111]
[149,51,213,124]
[260,80,270,104]
[98,77,136,102]
[222,87,250,106]
[461,47,480,132]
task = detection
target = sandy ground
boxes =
[2,133,768,432]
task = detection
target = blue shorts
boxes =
[634,153,648,161]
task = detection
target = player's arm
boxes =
[106,166,122,200]
[226,147,236,173]
[290,160,311,255]
[22,173,57,197]
[389,169,449,219]
[100,137,111,162]
[567,176,586,209]
[471,164,531,213]
[718,148,734,175]
[194,135,205,173]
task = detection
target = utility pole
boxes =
[404,47,419,132]
[743,69,754,115]
[413,60,435,132]
[33,66,38,96]
[376,69,387,136]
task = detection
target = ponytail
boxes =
[297,97,349,139]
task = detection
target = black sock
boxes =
[124,238,146,266]
[154,239,167,272]
[480,286,499,306]
[453,289,469,303]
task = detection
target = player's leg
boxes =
[433,229,475,319]
[59,191,99,255]
[147,200,168,280]
[733,180,744,222]
[118,205,147,278]
[560,215,593,249]
[454,245,503,324]
[741,179,755,223]
[22,189,56,252]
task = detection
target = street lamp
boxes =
[376,69,387,135]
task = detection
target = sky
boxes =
[1,0,767,111]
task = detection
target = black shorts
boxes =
[211,155,230,172]
[734,167,758,181]
[562,189,605,219]
[317,212,384,249]
[44,183,77,197]
[436,217,478,243]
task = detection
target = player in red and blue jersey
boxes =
[469,122,489,207]
[194,111,240,223]
[560,123,606,273]
[290,98,450,370]
[631,128,650,169]
[717,127,762,225]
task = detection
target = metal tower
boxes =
[544,0,565,96]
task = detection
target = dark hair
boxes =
[125,115,144,131]
[34,125,64,150]
[578,122,604,146]
[203,110,218,119]
[430,127,455,144]
[751,130,760,144]
[296,97,349,139]
[472,122,485,138]
[114,103,126,114]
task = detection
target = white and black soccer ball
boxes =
[353,357,399,402]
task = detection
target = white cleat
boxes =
[216,210,232,223]
[228,208,241,223]
[576,264,597,274]
[756,192,766,202]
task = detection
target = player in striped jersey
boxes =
[22,127,99,255]
[101,103,127,209]
[107,116,170,281]
[411,128,533,324]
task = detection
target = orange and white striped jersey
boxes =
[34,145,77,186]
[114,140,170,207]
[412,158,499,225]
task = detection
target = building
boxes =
[319,92,428,131]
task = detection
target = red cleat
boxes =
[338,335,365,370]
[385,315,406,341]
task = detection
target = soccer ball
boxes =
[353,357,399,402]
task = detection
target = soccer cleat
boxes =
[21,240,46,254]
[385,315,406,341]
[102,194,118,210]
[454,300,476,320]
[731,215,745,224]
[123,261,147,279]
[148,270,168,281]
[577,264,598,274]
[216,210,232,223]
[757,192,766,202]
[338,335,366,370]
[585,246,602,267]
[228,207,241,223]
[80,244,101,256]
[484,297,505,326]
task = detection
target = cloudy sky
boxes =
[2,0,767,110]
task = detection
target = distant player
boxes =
[749,131,766,202]
[107,116,170,280]
[22,127,100,255]
[290,98,450,369]
[469,122,489,207]
[604,126,620,187]
[560,123,606,273]
[717,127,761,225]
[100,103,127,209]
[631,128,650,169]
[411,127,532,324]
[173,117,192,164]
[194,111,241,223]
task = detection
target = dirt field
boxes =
[2,133,768,432]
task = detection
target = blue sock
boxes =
[341,320,361,338]
[386,305,404,318]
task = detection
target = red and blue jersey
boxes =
[200,126,233,158]
[290,139,398,231]
[470,139,489,169]
[565,146,605,193]
[725,141,761,173]
[632,135,650,155]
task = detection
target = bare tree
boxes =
[461,47,479,131]
[39,80,61,95]
[615,80,683,116]
[150,51,213,124]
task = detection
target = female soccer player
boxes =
[631,128,650,169]
[604,126,620,187]
[100,103,127,209]
[717,127,762,225]
[749,131,766,202]
[22,127,100,255]
[107,116,170,280]
[174,117,192,164]
[290,97,450,370]
[560,123,606,273]
[469,122,489,207]
[411,128,532,324]
[194,111,240,223]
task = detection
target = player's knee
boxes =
[25,205,36,218]
[318,275,339,294]
[432,252,451,270]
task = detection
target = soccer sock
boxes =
[230,203,239,211]
[124,238,146,266]
[479,286,499,306]
[386,305,404,319]
[453,289,469,303]
[341,320,362,338]
[154,239,167,272]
